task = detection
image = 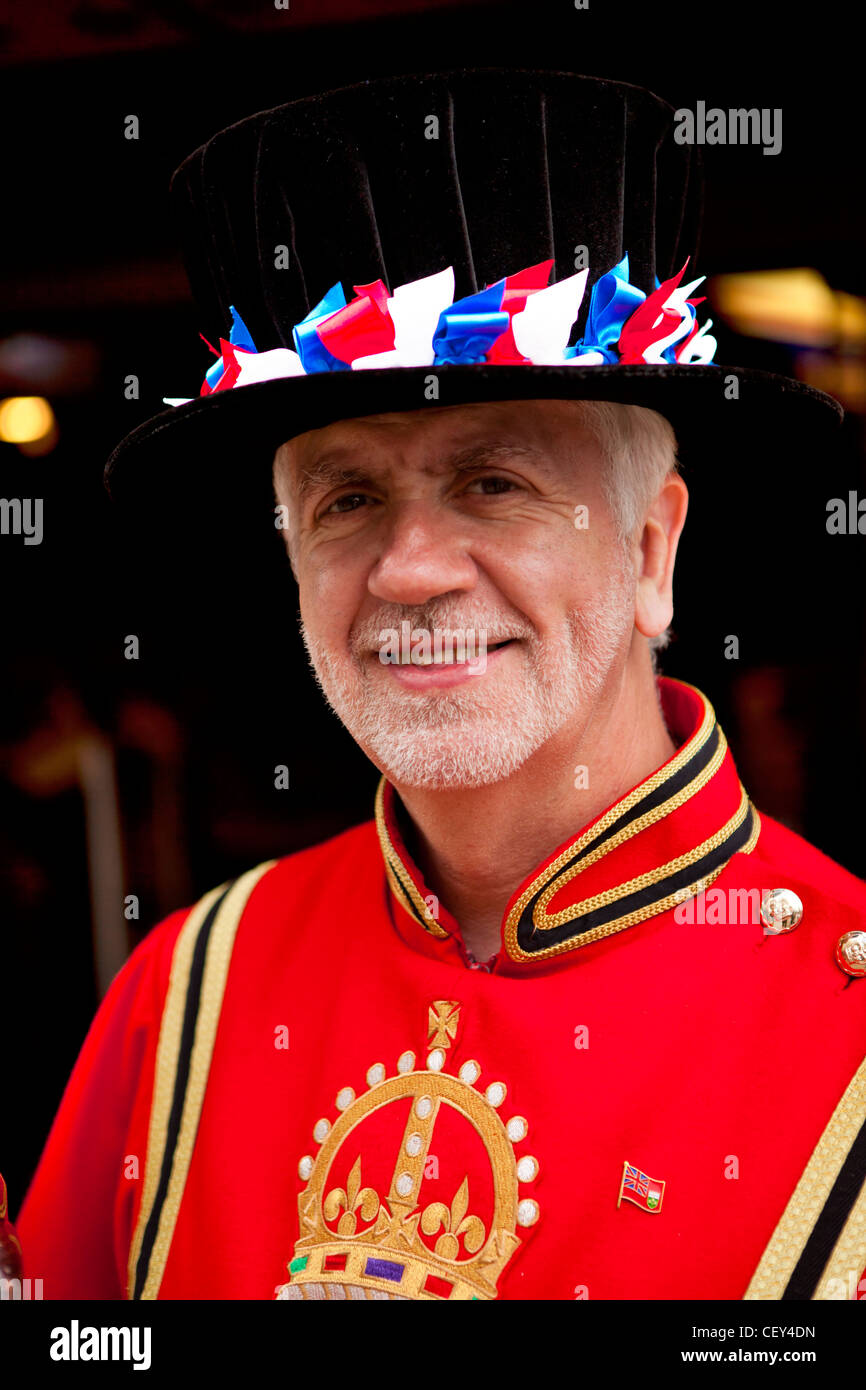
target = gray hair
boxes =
[575,401,681,663]
[576,400,680,541]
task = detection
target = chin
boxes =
[364,727,549,791]
[304,613,629,793]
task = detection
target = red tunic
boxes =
[16,678,866,1300]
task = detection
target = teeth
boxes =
[393,644,513,666]
[399,655,459,666]
[382,636,515,666]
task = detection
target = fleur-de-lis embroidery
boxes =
[323,1157,380,1236]
[420,1176,486,1260]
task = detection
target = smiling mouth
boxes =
[385,638,517,667]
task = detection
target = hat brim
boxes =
[105,362,841,510]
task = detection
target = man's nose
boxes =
[367,501,478,606]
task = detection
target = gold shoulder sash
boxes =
[744,1049,866,1300]
[127,861,277,1300]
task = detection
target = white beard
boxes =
[300,555,635,791]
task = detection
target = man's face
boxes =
[273,400,640,790]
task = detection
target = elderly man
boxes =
[274,398,686,968]
[16,70,866,1302]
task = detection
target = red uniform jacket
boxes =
[16,679,866,1300]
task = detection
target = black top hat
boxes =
[104,69,842,521]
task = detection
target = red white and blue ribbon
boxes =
[163,254,717,407]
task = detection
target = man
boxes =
[15,70,866,1301]
[275,398,686,968]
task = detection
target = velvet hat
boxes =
[104,68,843,529]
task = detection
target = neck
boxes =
[392,647,676,964]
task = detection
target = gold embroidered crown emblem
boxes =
[276,1001,540,1301]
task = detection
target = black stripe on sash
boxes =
[131,882,234,1300]
[782,1110,866,1300]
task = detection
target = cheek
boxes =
[297,548,367,645]
[480,526,616,620]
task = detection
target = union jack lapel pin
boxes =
[617,1160,665,1214]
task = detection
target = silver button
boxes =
[835,930,866,978]
[760,889,803,935]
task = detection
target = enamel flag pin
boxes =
[617,1161,665,1214]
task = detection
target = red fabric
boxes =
[16,679,866,1300]
[209,340,245,393]
[315,280,395,363]
[618,262,687,364]
[486,259,554,364]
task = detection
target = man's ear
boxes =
[272,444,299,579]
[271,442,290,506]
[634,472,689,639]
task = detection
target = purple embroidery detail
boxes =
[364,1257,405,1283]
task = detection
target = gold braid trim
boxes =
[375,778,449,939]
[126,881,226,1298]
[744,1050,866,1300]
[372,684,761,964]
[533,735,730,927]
[128,861,276,1300]
[504,795,760,963]
[814,1164,866,1300]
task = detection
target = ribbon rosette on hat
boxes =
[616,260,716,365]
[162,251,718,408]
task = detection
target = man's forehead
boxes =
[277,398,594,469]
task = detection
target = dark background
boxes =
[3,0,865,1211]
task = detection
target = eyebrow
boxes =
[295,441,549,505]
[295,456,374,505]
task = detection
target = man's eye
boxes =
[325,493,369,514]
[465,475,519,495]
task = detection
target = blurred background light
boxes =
[711,268,866,350]
[0,394,57,445]
[0,334,100,395]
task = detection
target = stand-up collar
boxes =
[375,678,760,974]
